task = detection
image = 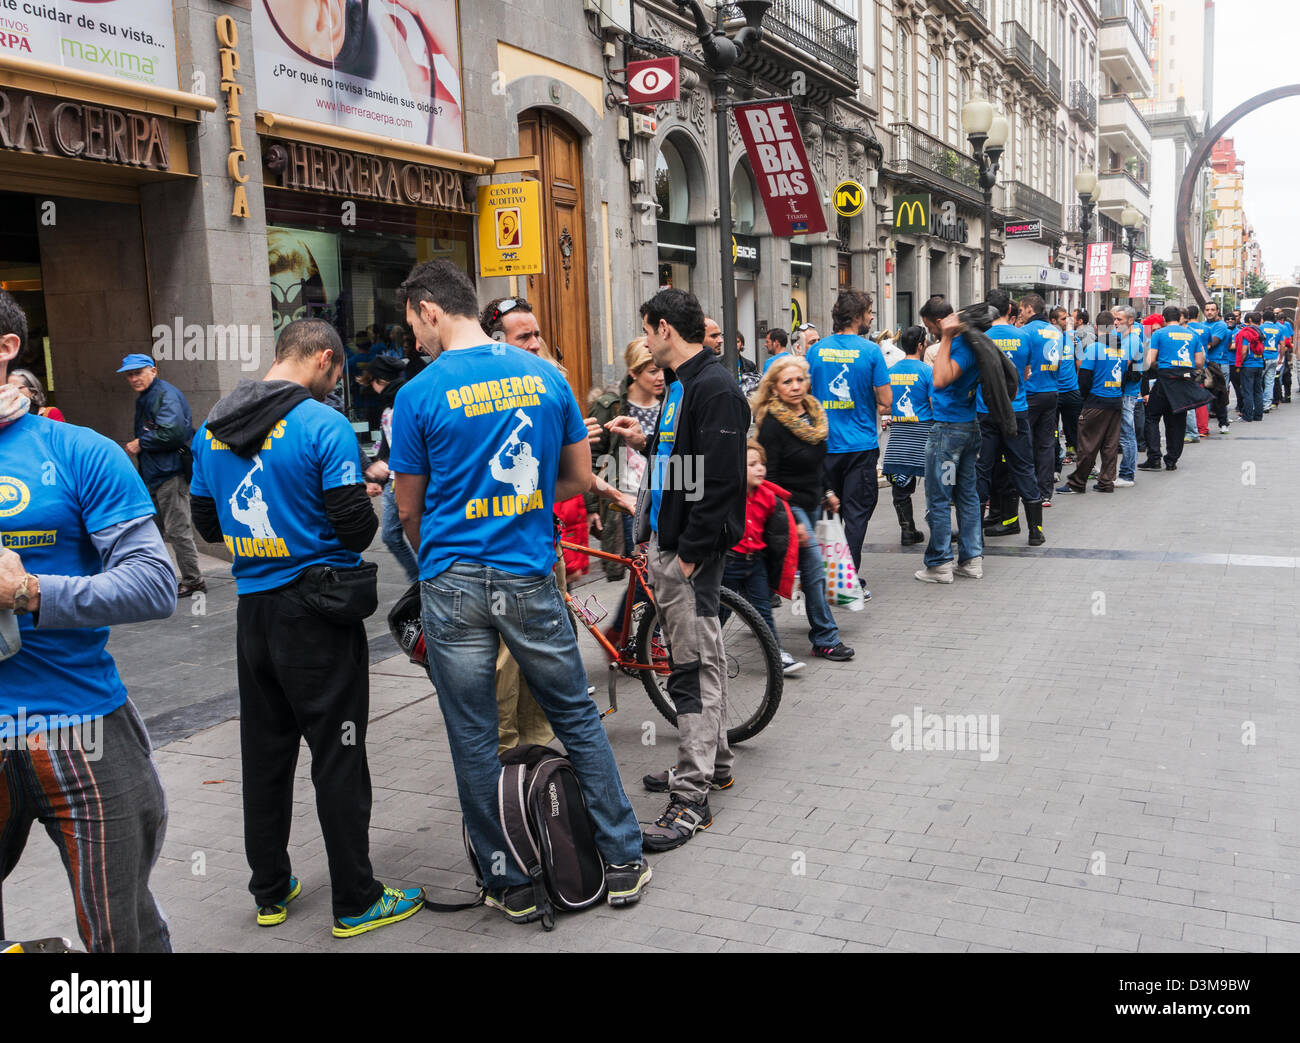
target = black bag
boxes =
[462,744,607,931]
[292,561,379,624]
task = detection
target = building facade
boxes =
[1206,137,1246,301]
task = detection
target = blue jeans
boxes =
[923,421,982,567]
[420,564,642,887]
[1185,409,1198,436]
[789,505,839,648]
[1119,397,1137,480]
[722,555,778,647]
[1241,367,1265,421]
[1263,359,1278,408]
[381,480,420,583]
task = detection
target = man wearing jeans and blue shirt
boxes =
[390,260,647,921]
[915,296,983,583]
[1114,307,1143,486]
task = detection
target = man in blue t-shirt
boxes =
[0,290,177,952]
[390,260,645,918]
[806,290,891,580]
[1053,306,1082,471]
[762,327,790,372]
[976,290,1043,545]
[1202,301,1232,432]
[1138,305,1208,471]
[1112,307,1145,485]
[1260,309,1285,413]
[915,296,984,582]
[1058,311,1127,494]
[190,318,425,939]
[1018,293,1064,501]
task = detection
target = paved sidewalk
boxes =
[6,414,1300,952]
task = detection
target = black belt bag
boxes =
[292,561,379,624]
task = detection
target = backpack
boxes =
[455,744,607,931]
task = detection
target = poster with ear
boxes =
[3,0,179,89]
[253,0,465,152]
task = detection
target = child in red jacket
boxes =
[722,441,802,676]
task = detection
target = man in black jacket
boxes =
[189,319,425,938]
[608,289,748,851]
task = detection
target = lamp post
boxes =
[1120,205,1143,305]
[1074,166,1098,316]
[961,96,1007,301]
[674,0,770,379]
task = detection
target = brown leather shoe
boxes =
[177,581,208,598]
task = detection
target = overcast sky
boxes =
[1210,0,1300,283]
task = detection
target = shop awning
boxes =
[0,54,216,121]
[257,111,499,175]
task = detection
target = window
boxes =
[897,26,911,121]
[928,53,942,137]
[655,140,689,223]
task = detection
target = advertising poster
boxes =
[733,99,827,237]
[1084,242,1112,293]
[0,0,179,89]
[253,0,465,152]
[477,181,542,277]
[1130,258,1152,299]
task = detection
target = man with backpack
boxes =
[1138,305,1209,470]
[391,260,648,920]
[1233,313,1267,422]
[120,355,205,597]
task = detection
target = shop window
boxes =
[731,164,758,236]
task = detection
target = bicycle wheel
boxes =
[634,585,783,745]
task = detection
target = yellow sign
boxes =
[894,193,930,231]
[833,180,865,218]
[216,16,249,220]
[477,181,543,278]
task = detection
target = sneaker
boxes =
[256,876,301,927]
[605,862,652,907]
[332,885,425,938]
[1219,425,1230,434]
[643,767,734,793]
[485,884,545,924]
[1137,459,1163,471]
[953,556,983,579]
[1055,484,1080,495]
[1165,462,1177,471]
[1184,435,1199,443]
[642,797,712,852]
[1113,478,1135,487]
[1263,406,1271,414]
[857,578,872,601]
[1041,499,1052,508]
[811,643,855,662]
[914,563,954,584]
[779,651,805,676]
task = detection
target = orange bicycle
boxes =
[559,540,782,744]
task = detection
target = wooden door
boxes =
[516,111,592,405]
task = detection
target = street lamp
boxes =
[1074,166,1098,314]
[674,0,770,379]
[961,96,1007,300]
[1120,205,1143,256]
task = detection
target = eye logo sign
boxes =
[496,208,522,249]
[626,57,680,105]
[0,476,31,518]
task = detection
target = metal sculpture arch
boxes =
[1177,84,1300,308]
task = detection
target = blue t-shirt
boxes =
[1080,340,1125,399]
[1260,322,1284,360]
[763,352,790,373]
[977,323,1029,414]
[190,399,364,595]
[389,344,587,580]
[649,378,685,532]
[1150,325,1199,370]
[0,414,156,737]
[1119,331,1144,397]
[1206,320,1231,365]
[1056,330,1080,393]
[1235,327,1265,369]
[887,358,933,422]
[807,334,891,453]
[1022,318,1062,394]
[930,334,980,423]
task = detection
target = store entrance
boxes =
[0,194,50,410]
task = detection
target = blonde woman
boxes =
[752,356,854,662]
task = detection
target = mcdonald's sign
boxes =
[893,193,930,231]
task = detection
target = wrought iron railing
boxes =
[721,0,858,81]
[1005,179,1063,230]
[1069,80,1097,124]
[1100,0,1152,56]
[887,122,983,204]
[1001,21,1032,71]
[1032,42,1047,84]
[1047,59,1061,101]
[964,0,987,25]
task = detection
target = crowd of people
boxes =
[0,269,1293,950]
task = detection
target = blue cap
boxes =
[117,353,156,373]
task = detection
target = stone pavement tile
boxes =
[645,927,724,953]
[887,929,970,953]
[1180,923,1268,952]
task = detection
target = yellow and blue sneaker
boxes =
[332,885,425,938]
[256,876,301,927]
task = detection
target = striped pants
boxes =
[0,701,170,952]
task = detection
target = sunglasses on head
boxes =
[489,298,529,325]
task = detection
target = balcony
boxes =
[1098,93,1152,162]
[1095,168,1150,222]
[1047,59,1061,101]
[1069,80,1097,125]
[959,0,989,36]
[1099,0,1153,96]
[1002,179,1064,233]
[1001,21,1032,74]
[1031,42,1047,87]
[720,0,857,85]
[886,122,983,205]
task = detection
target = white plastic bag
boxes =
[816,514,864,612]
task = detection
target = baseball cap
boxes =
[117,353,156,373]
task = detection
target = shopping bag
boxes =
[788,574,806,618]
[815,514,864,612]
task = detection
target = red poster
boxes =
[1130,259,1152,299]
[733,100,828,238]
[1083,241,1112,293]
